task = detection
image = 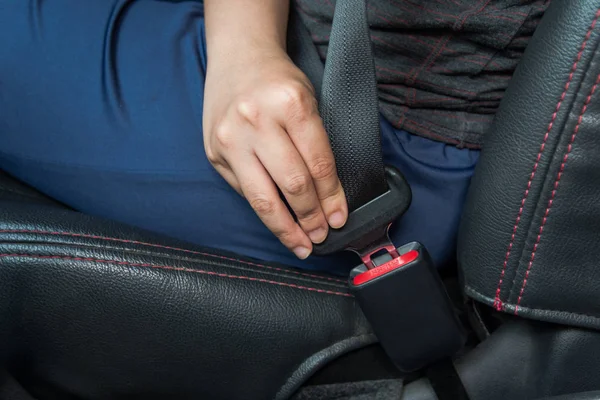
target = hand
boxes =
[203,48,348,259]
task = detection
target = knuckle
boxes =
[275,229,296,244]
[309,157,337,181]
[301,77,317,97]
[249,196,277,216]
[235,99,261,126]
[296,206,322,222]
[280,83,313,119]
[205,148,221,165]
[283,173,311,197]
[213,123,234,149]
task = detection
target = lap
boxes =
[0,0,479,273]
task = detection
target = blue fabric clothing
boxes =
[0,0,479,275]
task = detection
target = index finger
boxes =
[229,152,314,260]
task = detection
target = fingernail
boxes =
[328,211,346,229]
[308,227,327,243]
[293,246,311,260]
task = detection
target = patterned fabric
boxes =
[293,0,549,148]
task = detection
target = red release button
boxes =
[353,250,419,286]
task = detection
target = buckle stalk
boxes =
[351,224,398,269]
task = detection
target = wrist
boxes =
[204,0,290,71]
[207,41,288,74]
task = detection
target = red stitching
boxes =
[441,48,503,70]
[465,0,493,20]
[368,5,411,26]
[389,0,460,20]
[371,36,421,64]
[427,109,493,123]
[514,73,600,314]
[483,14,523,23]
[488,5,528,17]
[376,66,477,96]
[0,254,353,298]
[407,35,436,49]
[404,119,460,143]
[411,97,498,106]
[425,35,452,73]
[0,229,347,284]
[430,65,455,74]
[492,9,600,311]
[403,119,482,149]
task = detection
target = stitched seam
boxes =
[510,304,600,321]
[418,0,492,80]
[0,229,346,283]
[465,284,600,320]
[493,9,600,311]
[0,253,353,298]
[514,73,600,314]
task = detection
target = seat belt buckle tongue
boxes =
[349,242,466,373]
[312,166,412,256]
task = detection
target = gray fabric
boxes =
[293,380,404,400]
[294,0,549,148]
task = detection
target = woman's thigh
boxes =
[0,0,479,274]
[0,0,332,268]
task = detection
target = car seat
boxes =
[2,0,600,399]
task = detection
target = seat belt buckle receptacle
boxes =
[349,242,466,373]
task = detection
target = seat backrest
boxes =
[459,0,600,330]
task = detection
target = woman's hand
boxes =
[202,48,348,259]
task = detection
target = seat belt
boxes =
[318,0,388,212]
[289,0,387,210]
[290,0,412,260]
[288,1,469,397]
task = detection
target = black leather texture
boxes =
[0,369,36,400]
[457,320,600,400]
[0,179,374,400]
[459,0,600,329]
[401,319,600,400]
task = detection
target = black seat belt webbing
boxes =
[288,0,388,213]
[288,2,411,256]
[318,0,388,212]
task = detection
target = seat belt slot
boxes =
[349,242,466,373]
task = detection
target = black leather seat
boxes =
[0,170,381,399]
[2,0,600,399]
